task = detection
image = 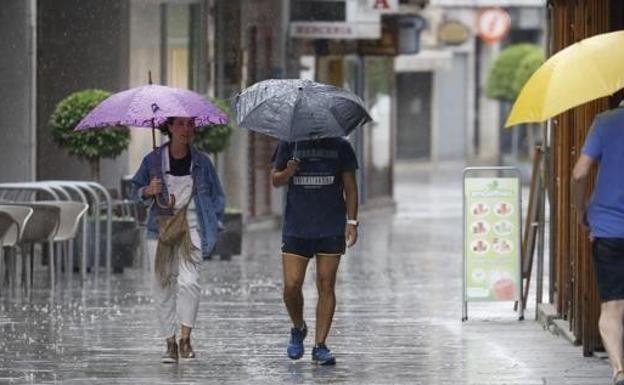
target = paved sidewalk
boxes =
[0,161,612,384]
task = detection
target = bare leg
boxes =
[315,254,341,345]
[282,253,310,329]
[181,325,192,339]
[599,300,624,378]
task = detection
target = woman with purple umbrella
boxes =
[131,116,225,363]
[75,80,228,363]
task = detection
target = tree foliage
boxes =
[486,44,544,102]
[512,49,545,97]
[49,89,130,179]
[193,96,234,155]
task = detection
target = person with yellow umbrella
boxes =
[506,31,624,385]
[572,101,624,385]
[505,30,624,127]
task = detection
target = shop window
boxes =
[161,2,202,90]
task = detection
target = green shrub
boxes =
[486,43,543,102]
[512,49,545,97]
[49,89,130,180]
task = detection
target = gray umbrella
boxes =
[235,79,371,142]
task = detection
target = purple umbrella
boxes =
[75,82,228,149]
[75,76,228,209]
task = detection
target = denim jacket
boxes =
[131,143,226,255]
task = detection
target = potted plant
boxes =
[97,212,141,273]
[51,89,137,272]
[195,96,242,260]
[49,89,131,181]
[71,212,139,274]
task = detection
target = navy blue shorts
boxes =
[592,237,624,302]
[282,236,345,258]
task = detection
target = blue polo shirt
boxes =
[272,138,358,239]
[582,108,624,238]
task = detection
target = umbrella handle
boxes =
[155,194,176,209]
[292,141,299,161]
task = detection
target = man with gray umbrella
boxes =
[236,79,370,365]
[271,137,359,365]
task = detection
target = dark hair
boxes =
[158,117,176,136]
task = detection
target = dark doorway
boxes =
[396,72,432,159]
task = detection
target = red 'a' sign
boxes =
[373,0,390,10]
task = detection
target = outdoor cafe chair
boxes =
[49,201,88,276]
[0,205,33,288]
[4,202,60,289]
[0,210,15,287]
[121,175,148,270]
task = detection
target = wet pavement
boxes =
[0,161,613,384]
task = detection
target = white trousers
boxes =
[147,232,202,338]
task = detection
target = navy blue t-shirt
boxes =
[272,138,358,239]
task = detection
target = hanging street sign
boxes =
[477,7,511,44]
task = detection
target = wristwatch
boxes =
[347,219,359,227]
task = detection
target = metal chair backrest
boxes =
[120,176,134,200]
[0,205,34,247]
[120,175,147,225]
[0,212,15,246]
[46,201,89,242]
[14,203,60,244]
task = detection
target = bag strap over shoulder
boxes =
[181,181,196,210]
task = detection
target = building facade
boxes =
[548,0,624,356]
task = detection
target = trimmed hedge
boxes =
[49,89,130,179]
[486,44,544,102]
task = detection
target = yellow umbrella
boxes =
[505,30,624,127]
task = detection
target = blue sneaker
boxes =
[312,343,336,365]
[287,322,307,359]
